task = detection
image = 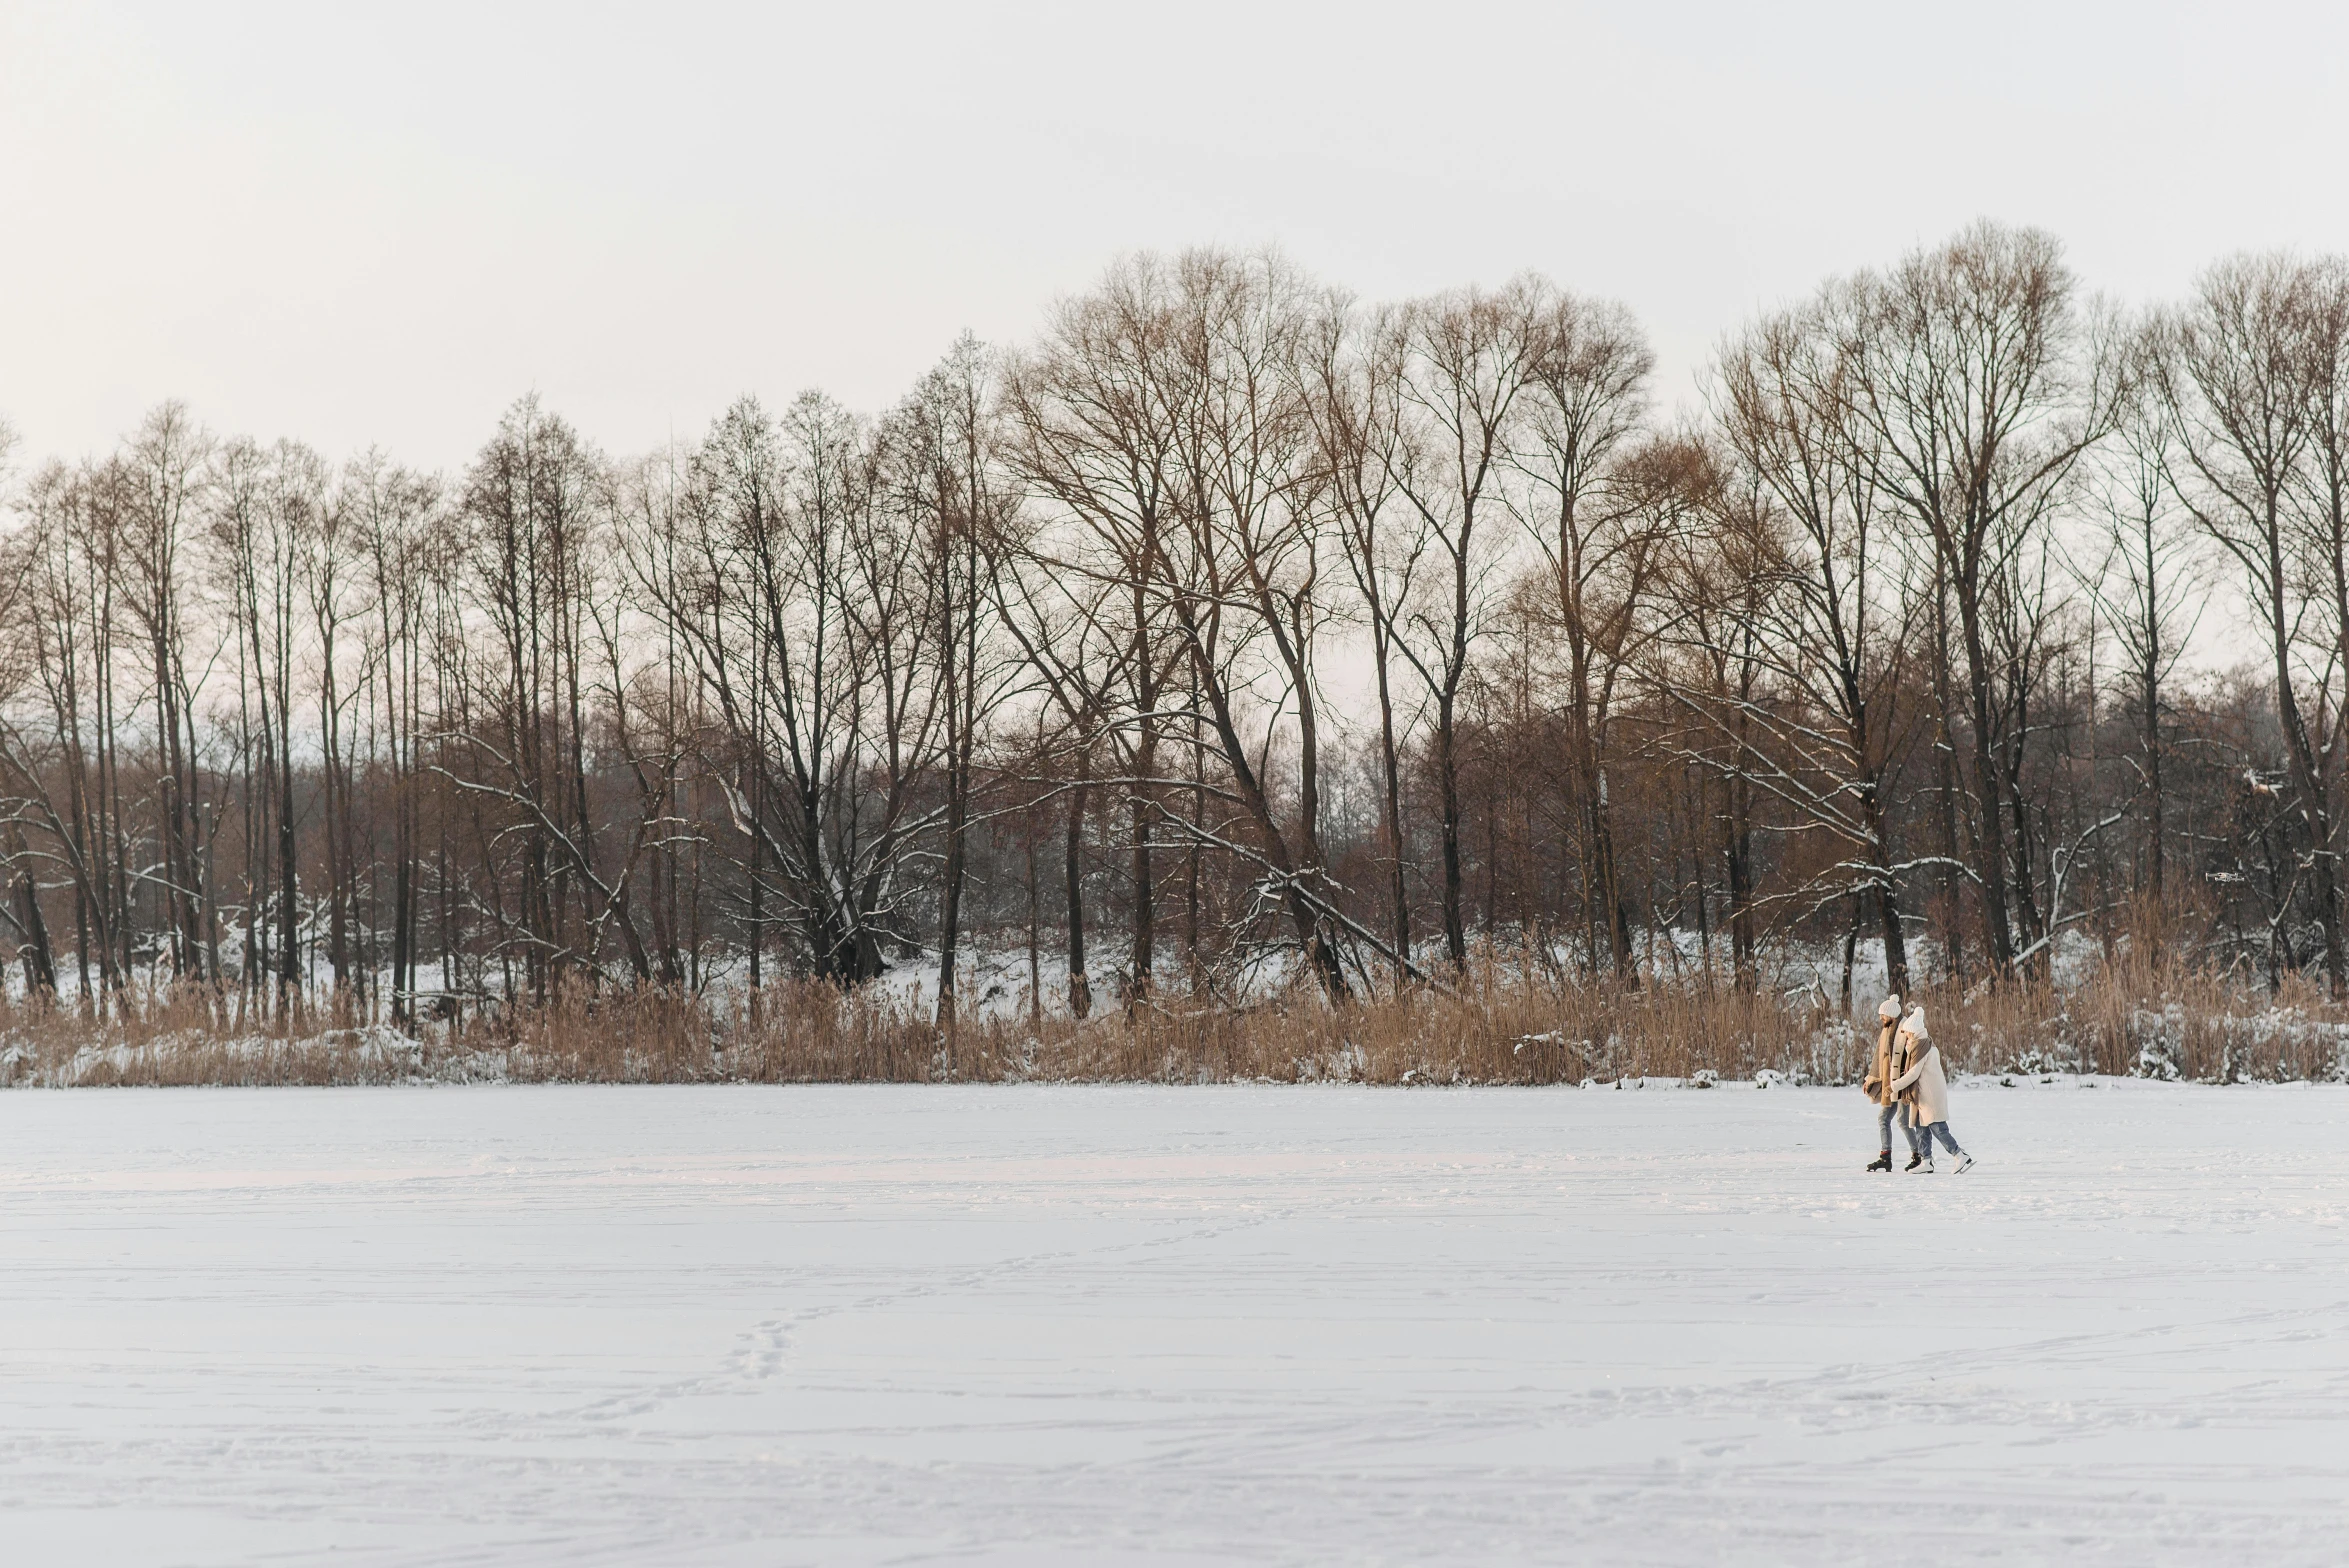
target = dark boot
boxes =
[1866,1151,1892,1172]
[1903,1152,1922,1172]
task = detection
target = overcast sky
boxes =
[3,1,2345,471]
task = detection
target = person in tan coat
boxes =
[1860,994,1917,1172]
[1889,1006,1974,1173]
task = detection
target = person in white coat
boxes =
[1888,1007,1974,1173]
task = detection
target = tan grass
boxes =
[7,943,2345,1088]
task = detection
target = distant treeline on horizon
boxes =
[0,220,2341,1026]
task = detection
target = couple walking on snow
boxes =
[1863,996,1973,1174]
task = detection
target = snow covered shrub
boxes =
[1995,1020,2084,1077]
[2131,1004,2184,1081]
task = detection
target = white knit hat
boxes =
[1903,1006,1929,1040]
[1877,994,1902,1020]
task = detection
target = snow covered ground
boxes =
[2,1080,2344,1566]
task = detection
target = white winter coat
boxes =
[1890,1042,1950,1126]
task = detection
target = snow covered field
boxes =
[3,1081,2345,1566]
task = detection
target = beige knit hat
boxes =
[1877,994,1902,1020]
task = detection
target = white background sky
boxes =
[3,1,2345,471]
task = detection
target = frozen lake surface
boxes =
[3,1080,2345,1565]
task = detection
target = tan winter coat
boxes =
[1891,1042,1950,1126]
[1863,1021,1904,1105]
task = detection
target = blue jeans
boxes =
[1918,1121,1963,1156]
[1879,1101,1918,1154]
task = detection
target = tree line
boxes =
[2,220,2344,1032]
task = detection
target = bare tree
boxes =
[453,396,620,995]
[2080,317,2205,934]
[669,393,943,985]
[117,404,217,990]
[1839,222,2117,980]
[1382,280,1548,971]
[885,335,1017,1024]
[1703,300,1922,996]
[1511,287,1657,980]
[1003,257,1191,1004]
[348,453,441,1023]
[1308,294,1426,978]
[1158,249,1361,996]
[2162,254,2345,995]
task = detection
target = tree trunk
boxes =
[1956,586,2019,976]
[1065,758,1092,1019]
[1436,685,1467,971]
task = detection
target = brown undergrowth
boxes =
[4,945,2345,1088]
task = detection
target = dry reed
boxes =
[6,944,2345,1089]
